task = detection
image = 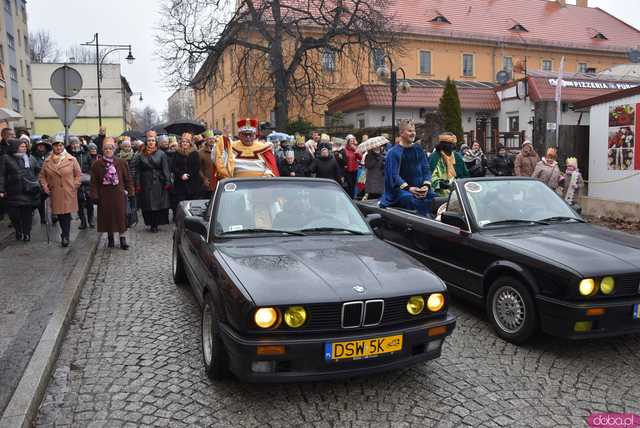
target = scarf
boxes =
[144,145,158,156]
[463,148,483,164]
[440,151,457,179]
[51,149,68,164]
[13,152,30,168]
[102,157,119,186]
[117,150,134,161]
[542,157,557,168]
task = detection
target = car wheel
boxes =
[487,276,537,344]
[172,235,187,286]
[201,293,230,381]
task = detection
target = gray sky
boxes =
[28,0,640,114]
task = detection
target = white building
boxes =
[32,63,133,136]
[167,87,195,122]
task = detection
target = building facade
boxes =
[32,63,133,136]
[194,0,639,132]
[1,0,33,131]
[167,87,195,122]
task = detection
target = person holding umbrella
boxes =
[0,138,42,241]
[39,136,82,247]
[360,137,388,200]
[90,138,135,249]
[134,130,172,232]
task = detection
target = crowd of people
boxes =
[0,118,584,248]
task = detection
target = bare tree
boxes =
[157,0,399,128]
[29,30,60,63]
[64,46,112,64]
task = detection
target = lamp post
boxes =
[81,33,135,127]
[132,92,143,102]
[376,55,410,144]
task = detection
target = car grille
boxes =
[616,275,640,297]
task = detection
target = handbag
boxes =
[23,177,41,195]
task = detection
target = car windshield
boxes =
[214,181,371,237]
[463,180,581,228]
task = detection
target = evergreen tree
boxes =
[438,77,464,144]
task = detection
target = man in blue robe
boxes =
[379,120,434,216]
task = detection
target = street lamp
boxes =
[132,92,143,102]
[376,55,410,144]
[81,33,135,126]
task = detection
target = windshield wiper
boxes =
[220,228,306,236]
[297,227,366,235]
[539,216,585,223]
[483,219,549,228]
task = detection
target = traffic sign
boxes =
[50,65,83,98]
[49,98,85,128]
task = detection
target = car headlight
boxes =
[579,278,598,297]
[427,293,445,312]
[406,296,425,315]
[600,276,615,295]
[284,306,307,328]
[254,307,278,328]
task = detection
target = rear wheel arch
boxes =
[483,261,539,298]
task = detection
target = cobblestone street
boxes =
[35,227,640,428]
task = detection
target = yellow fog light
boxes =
[600,276,615,295]
[284,306,307,328]
[574,321,593,333]
[254,307,278,329]
[406,296,425,316]
[579,279,598,297]
[427,293,445,312]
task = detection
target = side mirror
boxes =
[441,211,468,230]
[365,213,382,226]
[184,215,208,237]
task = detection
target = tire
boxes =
[172,234,187,286]
[486,276,537,344]
[201,293,230,381]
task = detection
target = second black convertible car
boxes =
[172,178,455,381]
[358,177,640,344]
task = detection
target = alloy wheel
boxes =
[492,286,526,334]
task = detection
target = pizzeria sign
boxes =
[548,79,639,90]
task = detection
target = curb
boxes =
[0,232,101,428]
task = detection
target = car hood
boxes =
[216,236,444,305]
[489,223,640,275]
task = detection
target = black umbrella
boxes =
[120,130,145,140]
[164,119,206,135]
[151,124,167,135]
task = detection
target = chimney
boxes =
[576,0,588,7]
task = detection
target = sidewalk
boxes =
[0,216,100,426]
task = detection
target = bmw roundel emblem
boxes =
[353,285,365,293]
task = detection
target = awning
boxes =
[0,108,23,122]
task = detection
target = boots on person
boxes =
[78,210,87,230]
[119,236,129,250]
[87,205,95,228]
[107,234,115,248]
[61,235,69,247]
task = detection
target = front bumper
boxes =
[537,295,640,339]
[218,314,456,382]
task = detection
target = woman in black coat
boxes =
[31,139,51,224]
[69,137,95,229]
[364,147,385,199]
[310,147,343,184]
[170,135,201,216]
[134,131,172,232]
[0,139,41,241]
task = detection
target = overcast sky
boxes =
[28,0,640,115]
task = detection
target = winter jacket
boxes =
[171,150,201,202]
[293,146,313,177]
[134,150,172,212]
[344,145,362,173]
[0,149,41,208]
[514,150,540,177]
[39,154,82,214]
[488,154,514,176]
[278,159,306,177]
[364,151,385,195]
[198,146,214,188]
[310,156,342,182]
[532,158,562,189]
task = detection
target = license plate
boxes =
[634,304,640,319]
[324,335,403,361]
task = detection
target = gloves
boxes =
[439,181,451,190]
[135,185,142,193]
[164,184,173,191]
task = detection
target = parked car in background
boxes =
[358,177,640,344]
[172,178,455,381]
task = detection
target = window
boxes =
[12,97,19,112]
[4,0,10,13]
[28,93,32,109]
[447,189,463,216]
[503,56,513,79]
[371,48,385,70]
[9,65,17,81]
[21,5,25,22]
[431,14,451,24]
[21,89,25,108]
[542,59,553,71]
[23,35,27,54]
[19,59,22,77]
[26,64,31,82]
[508,116,519,132]
[419,51,431,75]
[509,23,528,32]
[7,33,14,50]
[578,63,588,73]
[0,44,4,64]
[357,113,365,129]
[322,48,336,72]
[462,54,474,77]
[16,29,20,47]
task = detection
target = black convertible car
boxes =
[358,177,640,344]
[172,178,455,381]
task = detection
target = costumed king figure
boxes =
[379,120,434,216]
[429,132,469,197]
[229,118,279,178]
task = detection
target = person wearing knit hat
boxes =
[429,132,469,196]
[532,147,562,189]
[514,140,539,177]
[315,133,332,157]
